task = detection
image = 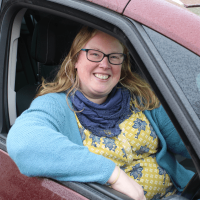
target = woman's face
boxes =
[75,31,123,104]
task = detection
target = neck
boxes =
[82,93,108,104]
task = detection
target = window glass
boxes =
[143,26,200,119]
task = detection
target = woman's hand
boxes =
[108,166,146,200]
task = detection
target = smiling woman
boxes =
[7,26,194,200]
[36,27,158,111]
[75,30,123,104]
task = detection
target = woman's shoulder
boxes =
[24,92,73,119]
[145,105,166,118]
[32,92,71,108]
[17,92,75,130]
[34,92,67,102]
[144,105,170,128]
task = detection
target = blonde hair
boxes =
[36,26,160,110]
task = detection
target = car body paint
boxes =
[86,0,130,13]
[123,0,200,56]
[0,149,88,200]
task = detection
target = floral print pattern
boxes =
[150,124,157,140]
[122,147,127,159]
[133,119,147,138]
[89,134,101,147]
[102,138,117,152]
[120,164,127,171]
[142,186,147,196]
[135,145,150,156]
[75,103,176,200]
[131,103,140,114]
[158,166,167,184]
[130,163,143,180]
[149,154,156,159]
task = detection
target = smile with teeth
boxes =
[94,73,110,80]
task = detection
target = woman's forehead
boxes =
[84,31,123,52]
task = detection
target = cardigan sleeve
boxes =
[7,93,116,184]
[152,105,191,158]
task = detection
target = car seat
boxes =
[16,15,81,116]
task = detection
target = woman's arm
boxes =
[7,93,115,184]
[7,93,146,199]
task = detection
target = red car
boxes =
[0,0,200,199]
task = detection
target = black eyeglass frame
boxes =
[81,49,126,65]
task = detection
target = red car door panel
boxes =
[0,149,88,200]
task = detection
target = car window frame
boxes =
[0,0,199,199]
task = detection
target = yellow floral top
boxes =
[75,106,177,200]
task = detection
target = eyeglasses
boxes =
[81,49,126,65]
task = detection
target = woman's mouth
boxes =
[94,73,110,80]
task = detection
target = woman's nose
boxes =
[99,56,110,68]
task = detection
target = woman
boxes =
[7,26,194,200]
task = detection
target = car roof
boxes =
[124,0,200,56]
[86,0,200,56]
[85,0,130,13]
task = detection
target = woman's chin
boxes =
[83,90,110,104]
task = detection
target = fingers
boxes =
[111,169,145,200]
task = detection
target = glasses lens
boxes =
[87,50,103,62]
[109,53,124,65]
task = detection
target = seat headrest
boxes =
[31,16,81,65]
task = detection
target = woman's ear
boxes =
[75,53,79,69]
[75,63,77,68]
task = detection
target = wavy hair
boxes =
[36,26,159,110]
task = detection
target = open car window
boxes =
[0,0,200,199]
[10,4,199,173]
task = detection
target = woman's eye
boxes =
[89,51,100,57]
[110,55,120,60]
[92,53,99,57]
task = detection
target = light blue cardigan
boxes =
[7,92,194,191]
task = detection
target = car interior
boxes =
[16,12,82,116]
[15,9,197,164]
[6,9,145,200]
[1,3,200,199]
